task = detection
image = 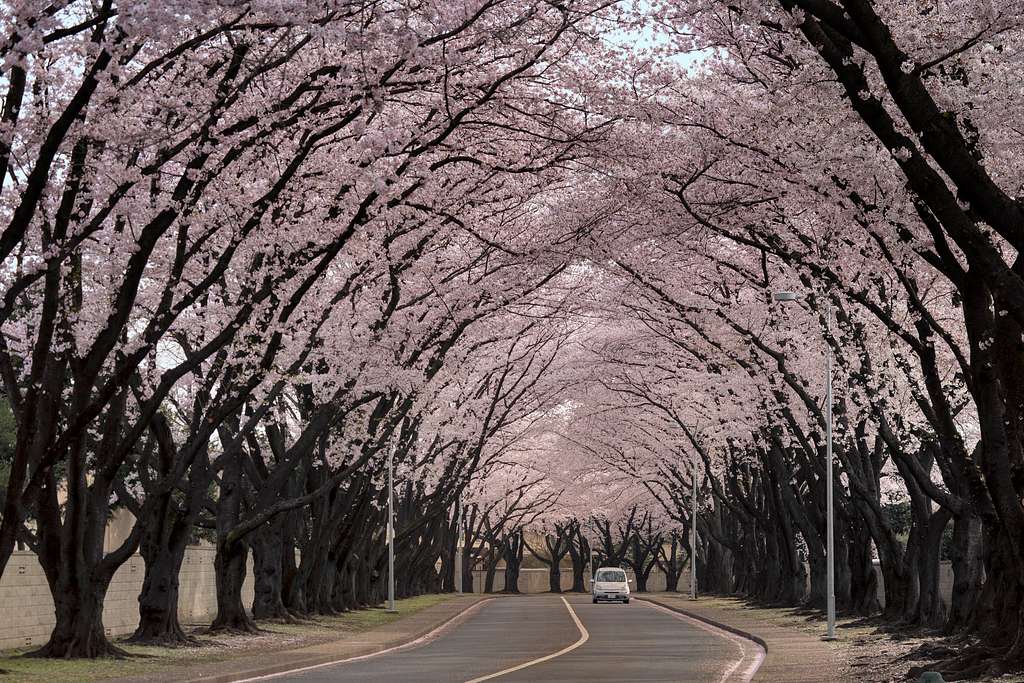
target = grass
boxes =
[258,593,451,639]
[0,594,452,683]
[0,643,237,683]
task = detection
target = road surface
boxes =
[268,595,763,682]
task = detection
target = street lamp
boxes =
[774,290,836,641]
[587,533,599,593]
[454,497,463,595]
[589,538,596,578]
[690,452,698,601]
[387,442,397,613]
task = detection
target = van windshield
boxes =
[595,569,627,582]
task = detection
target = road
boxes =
[269,595,763,682]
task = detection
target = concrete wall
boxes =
[0,545,253,651]
[1,550,956,650]
[466,561,956,610]
[873,560,954,611]
[469,567,688,594]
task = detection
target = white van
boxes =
[592,567,632,604]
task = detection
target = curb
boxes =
[633,596,769,653]
[187,596,492,683]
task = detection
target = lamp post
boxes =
[455,497,463,595]
[690,452,698,601]
[387,442,396,613]
[588,534,597,593]
[774,290,836,641]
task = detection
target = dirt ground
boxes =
[731,600,1024,683]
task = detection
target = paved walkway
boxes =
[634,593,847,682]
[113,595,488,683]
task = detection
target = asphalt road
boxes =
[273,595,760,683]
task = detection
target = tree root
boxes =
[256,613,302,625]
[26,637,129,659]
[125,631,203,648]
[907,640,1024,681]
[899,642,958,660]
[205,626,261,636]
[205,620,261,636]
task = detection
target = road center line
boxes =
[232,598,494,683]
[463,597,589,683]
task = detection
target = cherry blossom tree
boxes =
[4,1,1023,677]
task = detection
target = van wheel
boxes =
[623,598,630,604]
[592,597,598,604]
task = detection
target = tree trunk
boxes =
[548,563,562,593]
[251,520,292,621]
[503,561,520,593]
[211,429,256,632]
[946,512,984,633]
[309,548,339,615]
[210,539,257,633]
[461,539,475,593]
[442,518,457,593]
[878,556,917,624]
[131,534,192,645]
[503,535,522,594]
[807,553,827,610]
[833,521,852,611]
[665,564,681,592]
[484,549,499,593]
[847,527,880,616]
[917,508,953,626]
[567,535,587,592]
[284,555,311,616]
[32,575,123,658]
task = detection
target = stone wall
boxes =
[0,545,253,651]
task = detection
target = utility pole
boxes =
[589,537,596,590]
[774,291,836,640]
[690,453,698,601]
[824,301,836,640]
[455,497,463,595]
[387,442,396,613]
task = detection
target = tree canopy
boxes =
[1,0,1022,677]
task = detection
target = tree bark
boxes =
[211,448,256,633]
[210,538,256,632]
[32,573,123,658]
[946,512,984,634]
[916,508,953,626]
[484,547,499,593]
[567,533,588,592]
[251,519,292,621]
[502,531,523,594]
[131,531,192,645]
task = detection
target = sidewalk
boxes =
[635,593,849,682]
[113,594,489,683]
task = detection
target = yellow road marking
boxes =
[464,597,589,682]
